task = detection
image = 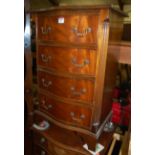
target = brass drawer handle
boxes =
[41,78,52,88]
[41,54,51,63]
[70,112,85,122]
[41,150,46,155]
[43,104,52,110]
[71,57,90,68]
[41,100,53,110]
[80,114,85,119]
[70,86,87,96]
[41,26,51,35]
[33,121,50,131]
[40,137,46,143]
[72,27,92,37]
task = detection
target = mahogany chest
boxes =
[32,5,125,154]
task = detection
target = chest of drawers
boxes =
[32,5,125,153]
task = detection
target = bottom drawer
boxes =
[33,144,86,155]
[51,145,84,155]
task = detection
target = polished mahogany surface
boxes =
[37,14,99,44]
[37,45,97,75]
[38,93,92,128]
[38,70,95,102]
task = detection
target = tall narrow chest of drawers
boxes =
[32,5,125,154]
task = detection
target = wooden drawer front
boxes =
[38,71,94,102]
[37,14,98,43]
[34,132,48,149]
[38,46,97,75]
[33,145,49,155]
[51,145,84,155]
[38,93,92,128]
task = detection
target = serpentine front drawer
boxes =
[38,93,92,129]
[38,70,95,103]
[37,45,97,76]
[37,14,98,44]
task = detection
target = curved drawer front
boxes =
[37,14,98,43]
[38,93,92,128]
[38,46,97,75]
[52,145,84,155]
[38,71,94,103]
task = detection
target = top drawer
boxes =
[37,14,98,44]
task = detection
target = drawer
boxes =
[37,46,97,75]
[38,93,92,128]
[51,145,84,155]
[33,115,90,154]
[33,145,49,155]
[38,71,94,103]
[37,14,98,43]
[33,132,48,149]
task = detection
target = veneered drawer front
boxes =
[37,46,97,75]
[38,93,92,128]
[38,71,94,103]
[37,14,98,43]
[52,145,84,155]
